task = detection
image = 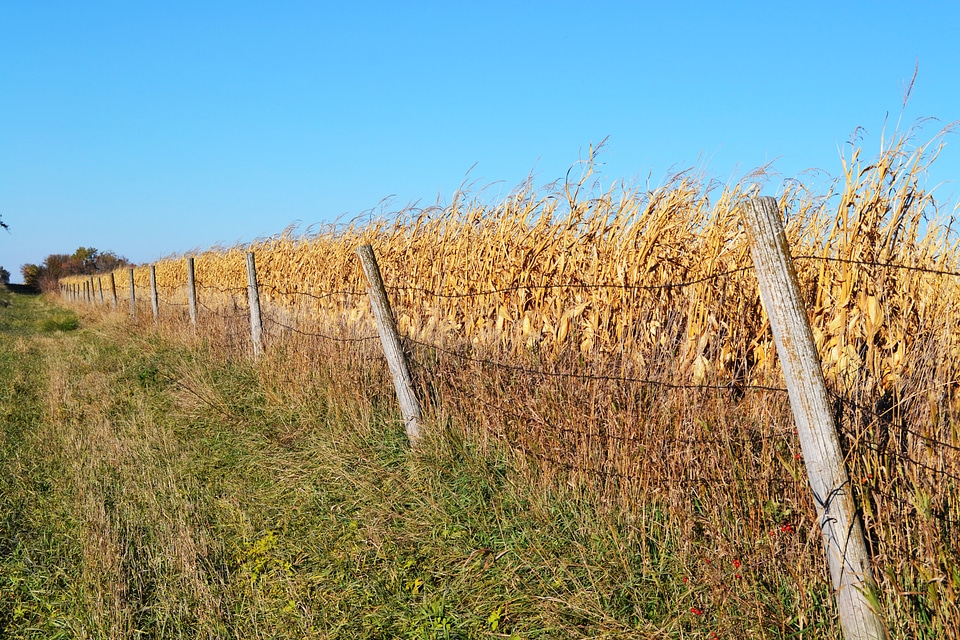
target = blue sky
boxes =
[2,1,959,281]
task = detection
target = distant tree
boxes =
[0,266,9,284]
[20,263,45,289]
[21,247,131,291]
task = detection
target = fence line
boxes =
[55,218,960,637]
[59,252,960,459]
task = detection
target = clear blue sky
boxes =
[2,1,959,282]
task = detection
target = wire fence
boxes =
[62,253,960,527]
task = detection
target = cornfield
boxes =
[60,127,960,636]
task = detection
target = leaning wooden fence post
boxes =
[741,196,885,640]
[128,268,136,318]
[149,265,159,321]
[109,272,118,309]
[356,244,423,444]
[186,257,198,326]
[245,251,264,357]
[97,277,105,305]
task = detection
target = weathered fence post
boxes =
[97,277,105,305]
[109,272,118,309]
[245,251,264,357]
[187,257,198,326]
[356,244,423,444]
[149,265,159,321]
[128,268,136,318]
[740,196,885,640]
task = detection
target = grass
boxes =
[1,290,857,639]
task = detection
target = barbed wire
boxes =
[828,388,960,456]
[194,281,248,295]
[261,316,380,344]
[407,336,789,395]
[375,255,960,302]
[157,294,189,307]
[430,363,800,486]
[854,439,960,485]
[793,255,960,279]
[112,253,960,315]
[861,484,960,529]
[384,266,754,300]
[196,300,249,321]
[262,284,367,301]
[411,352,797,448]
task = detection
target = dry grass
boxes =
[55,126,960,637]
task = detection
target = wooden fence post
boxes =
[356,244,423,444]
[741,196,885,640]
[110,272,118,309]
[97,277,105,305]
[128,268,136,318]
[187,257,198,326]
[245,251,264,357]
[149,265,159,321]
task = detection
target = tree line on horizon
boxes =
[20,247,131,291]
[0,215,130,291]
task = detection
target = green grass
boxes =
[0,292,856,638]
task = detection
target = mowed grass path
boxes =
[1,292,834,639]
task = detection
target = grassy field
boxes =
[0,287,858,639]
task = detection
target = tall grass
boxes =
[56,126,960,636]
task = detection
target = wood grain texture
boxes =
[246,252,264,357]
[741,196,886,640]
[357,244,423,444]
